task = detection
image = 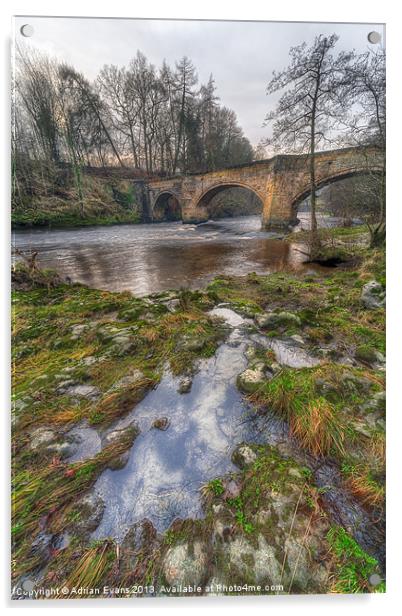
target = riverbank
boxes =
[11,242,385,597]
[12,209,141,229]
[12,172,142,229]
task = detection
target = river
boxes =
[13,214,322,296]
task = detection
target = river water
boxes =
[13,215,320,296]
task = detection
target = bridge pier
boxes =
[181,199,209,224]
[261,173,297,231]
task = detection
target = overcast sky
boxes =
[13,16,384,146]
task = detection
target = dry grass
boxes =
[89,377,156,425]
[62,540,116,595]
[346,474,385,509]
[290,399,345,457]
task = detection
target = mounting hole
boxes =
[20,24,34,38]
[368,31,381,44]
[368,573,383,586]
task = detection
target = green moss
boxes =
[327,526,384,593]
[355,344,379,364]
[209,478,225,496]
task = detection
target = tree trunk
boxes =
[309,120,320,258]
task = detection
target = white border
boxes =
[1,1,400,614]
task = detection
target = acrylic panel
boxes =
[11,16,386,600]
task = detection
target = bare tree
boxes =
[264,34,353,255]
[12,45,255,219]
[342,48,386,246]
[58,64,125,167]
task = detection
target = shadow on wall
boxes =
[153,193,182,222]
[204,186,263,219]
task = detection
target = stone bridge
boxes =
[139,147,383,230]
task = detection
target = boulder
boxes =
[107,449,131,471]
[361,280,385,309]
[289,334,305,346]
[70,324,89,340]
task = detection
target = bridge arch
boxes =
[194,182,264,220]
[290,167,384,221]
[152,191,182,222]
[291,168,383,209]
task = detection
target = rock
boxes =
[289,334,305,346]
[255,311,301,330]
[288,467,303,479]
[72,493,105,537]
[340,357,355,367]
[104,423,138,447]
[343,373,373,393]
[223,478,242,499]
[282,537,311,590]
[56,379,76,393]
[70,324,89,340]
[122,519,157,553]
[352,422,372,438]
[244,344,258,361]
[354,345,380,365]
[111,370,145,390]
[152,417,170,431]
[107,449,131,471]
[315,378,339,399]
[110,335,137,357]
[178,376,192,394]
[164,298,181,313]
[231,443,257,468]
[177,336,205,353]
[162,541,208,587]
[29,531,54,564]
[30,428,57,451]
[62,384,101,401]
[81,356,98,366]
[45,441,74,459]
[212,504,224,515]
[361,280,385,309]
[227,535,281,585]
[362,391,386,415]
[236,363,267,393]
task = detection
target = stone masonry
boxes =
[142,147,383,230]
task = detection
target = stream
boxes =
[64,308,384,568]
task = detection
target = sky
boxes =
[13,16,385,147]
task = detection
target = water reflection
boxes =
[13,215,315,296]
[91,325,286,539]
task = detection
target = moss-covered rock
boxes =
[236,363,268,393]
[255,311,301,330]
